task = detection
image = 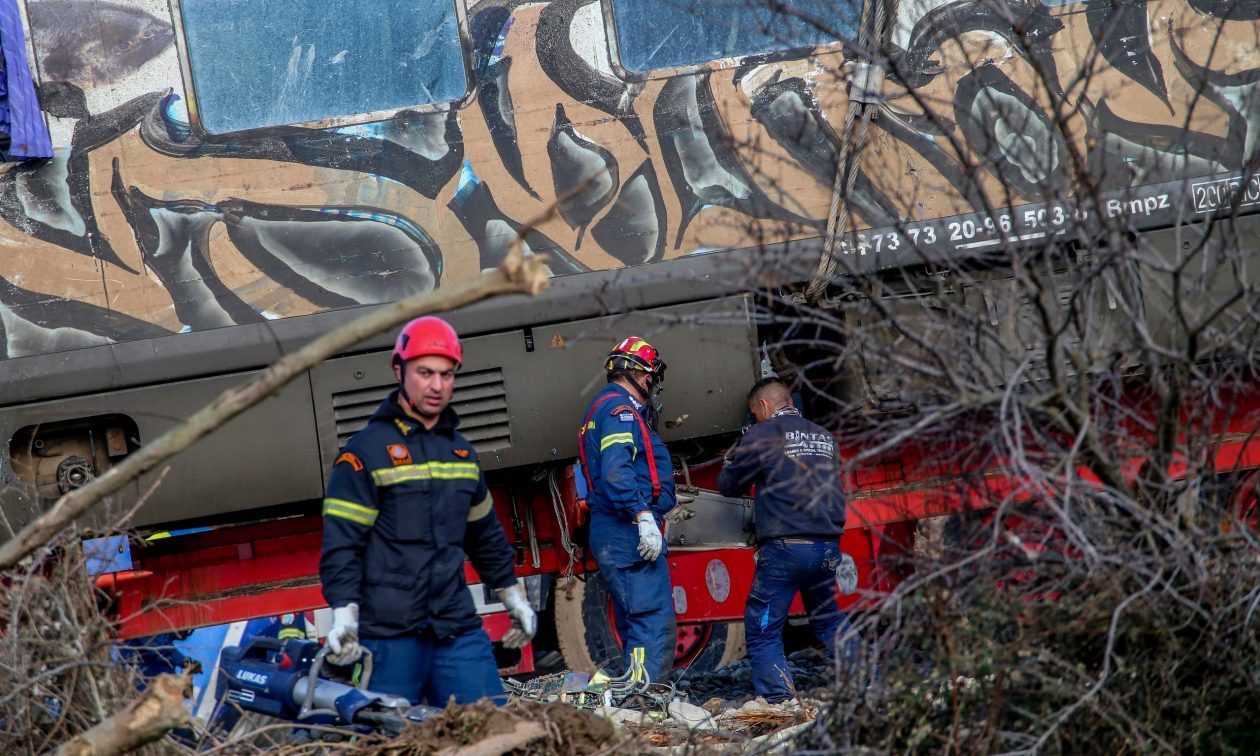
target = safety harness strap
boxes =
[577,393,662,506]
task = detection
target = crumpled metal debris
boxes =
[504,651,675,713]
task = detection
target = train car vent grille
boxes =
[332,368,512,453]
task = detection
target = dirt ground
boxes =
[332,697,815,754]
[346,699,645,755]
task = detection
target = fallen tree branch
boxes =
[52,673,190,756]
[0,249,551,570]
[440,721,546,756]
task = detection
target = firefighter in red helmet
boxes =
[319,316,536,706]
[577,337,677,682]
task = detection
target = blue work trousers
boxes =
[360,627,505,706]
[595,554,675,683]
[745,539,853,702]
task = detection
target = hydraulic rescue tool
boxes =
[210,637,438,736]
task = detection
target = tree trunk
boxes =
[52,674,189,756]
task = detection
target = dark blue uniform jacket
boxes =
[717,409,846,543]
[320,391,516,638]
[581,383,676,567]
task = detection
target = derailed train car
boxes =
[0,0,1257,672]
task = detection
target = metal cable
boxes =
[805,0,897,302]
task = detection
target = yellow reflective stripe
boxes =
[372,462,480,486]
[372,465,431,485]
[323,498,378,527]
[467,492,494,521]
[277,627,306,640]
[599,432,635,452]
[429,462,481,480]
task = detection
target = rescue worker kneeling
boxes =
[319,317,536,705]
[578,337,677,683]
[718,377,852,703]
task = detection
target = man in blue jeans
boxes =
[320,317,536,705]
[718,377,850,703]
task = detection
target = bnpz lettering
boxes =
[1106,194,1170,218]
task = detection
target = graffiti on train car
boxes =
[0,0,1256,358]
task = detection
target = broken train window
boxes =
[174,0,468,134]
[605,0,859,74]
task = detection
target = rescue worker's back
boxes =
[717,407,846,542]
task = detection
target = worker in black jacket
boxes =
[717,376,850,703]
[319,317,536,706]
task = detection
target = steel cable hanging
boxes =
[805,0,897,302]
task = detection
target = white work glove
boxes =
[326,603,362,665]
[496,582,537,649]
[636,511,663,561]
[835,553,859,595]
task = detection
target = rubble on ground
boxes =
[247,646,838,752]
[484,645,836,752]
[343,695,823,754]
[612,696,820,751]
[346,699,639,755]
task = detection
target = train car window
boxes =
[607,0,857,74]
[176,0,467,134]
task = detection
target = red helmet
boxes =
[393,316,462,366]
[605,336,666,380]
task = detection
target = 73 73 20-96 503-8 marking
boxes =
[839,172,1260,264]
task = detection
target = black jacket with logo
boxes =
[717,409,847,543]
[319,390,517,638]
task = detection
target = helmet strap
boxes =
[610,369,651,405]
[393,358,425,417]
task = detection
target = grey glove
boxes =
[636,512,663,561]
[496,582,537,649]
[835,553,858,595]
[326,603,362,665]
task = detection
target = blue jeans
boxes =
[360,628,505,706]
[745,539,853,702]
[594,555,675,682]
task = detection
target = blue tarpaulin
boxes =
[0,0,52,160]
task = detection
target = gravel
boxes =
[672,646,837,705]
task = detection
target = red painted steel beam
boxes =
[100,516,325,638]
[100,427,1260,639]
[100,513,569,638]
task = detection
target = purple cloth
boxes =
[0,0,52,160]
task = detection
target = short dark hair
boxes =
[747,376,788,403]
[607,367,643,383]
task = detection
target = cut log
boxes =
[53,673,190,756]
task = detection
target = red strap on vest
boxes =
[577,394,662,506]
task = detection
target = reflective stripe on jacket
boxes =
[581,383,676,567]
[319,390,516,638]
